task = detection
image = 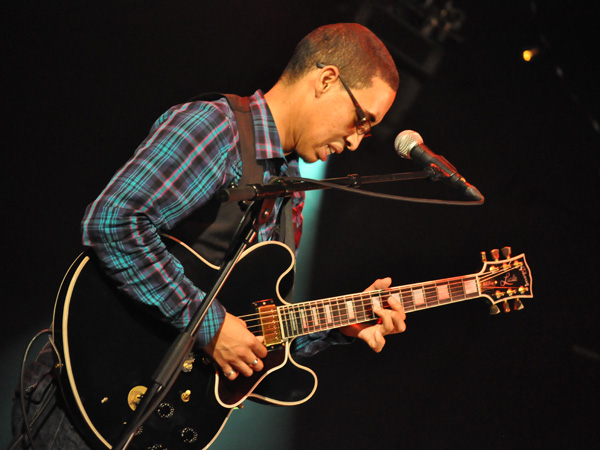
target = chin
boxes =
[299,153,318,164]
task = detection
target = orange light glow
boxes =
[522,48,539,62]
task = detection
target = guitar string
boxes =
[240,264,525,336]
[242,283,520,335]
[241,264,523,333]
[239,261,521,326]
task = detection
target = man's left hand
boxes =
[339,277,406,352]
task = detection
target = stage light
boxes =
[522,48,539,62]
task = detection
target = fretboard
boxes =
[278,273,481,339]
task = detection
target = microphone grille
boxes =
[394,130,423,159]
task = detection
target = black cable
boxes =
[279,176,485,206]
[8,329,56,450]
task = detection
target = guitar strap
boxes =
[169,93,295,266]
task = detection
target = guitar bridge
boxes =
[254,299,283,347]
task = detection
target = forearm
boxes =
[82,207,227,345]
[81,100,239,346]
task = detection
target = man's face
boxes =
[295,76,396,163]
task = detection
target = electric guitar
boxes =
[52,236,533,449]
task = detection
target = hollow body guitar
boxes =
[53,236,533,449]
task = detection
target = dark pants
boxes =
[8,344,92,450]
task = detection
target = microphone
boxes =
[394,130,484,201]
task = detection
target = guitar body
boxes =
[53,237,317,449]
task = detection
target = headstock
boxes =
[478,246,533,314]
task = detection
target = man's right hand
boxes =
[203,312,267,380]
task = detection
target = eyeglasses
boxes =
[316,63,372,137]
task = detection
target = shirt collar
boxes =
[248,90,284,161]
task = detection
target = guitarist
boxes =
[10,23,407,449]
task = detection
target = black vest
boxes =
[168,94,293,266]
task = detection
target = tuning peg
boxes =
[513,298,525,311]
[502,301,511,313]
[491,249,500,261]
[501,246,512,259]
[518,286,529,295]
[489,303,501,315]
[480,251,487,262]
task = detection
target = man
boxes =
[10,22,406,449]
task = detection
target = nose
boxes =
[345,133,364,151]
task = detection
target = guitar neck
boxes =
[278,273,481,339]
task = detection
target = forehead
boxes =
[353,77,396,125]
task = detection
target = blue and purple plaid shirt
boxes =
[81,90,305,347]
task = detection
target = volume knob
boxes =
[181,427,199,444]
[156,402,174,419]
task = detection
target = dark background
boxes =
[3,1,598,449]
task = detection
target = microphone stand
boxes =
[113,198,268,450]
[218,170,434,202]
[112,168,445,449]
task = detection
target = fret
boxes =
[324,299,332,326]
[324,303,333,326]
[389,292,401,308]
[289,306,297,336]
[334,297,348,326]
[463,276,479,297]
[299,305,308,333]
[372,292,382,312]
[354,295,366,322]
[312,304,320,330]
[316,303,327,330]
[285,303,304,338]
[307,304,317,331]
[423,283,438,307]
[412,285,426,308]
[366,293,375,319]
[279,307,289,339]
[311,303,323,332]
[346,299,356,321]
[365,293,375,319]
[311,303,322,331]
[282,305,290,337]
[435,280,451,305]
[328,298,340,327]
[399,287,414,311]
[450,277,467,301]
[295,305,303,334]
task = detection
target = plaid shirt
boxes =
[81,90,304,348]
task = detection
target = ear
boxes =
[314,65,340,97]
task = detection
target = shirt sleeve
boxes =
[81,100,242,347]
[291,330,355,358]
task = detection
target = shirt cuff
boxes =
[194,300,227,348]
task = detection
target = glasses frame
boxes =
[316,63,372,137]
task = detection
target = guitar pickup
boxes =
[254,299,283,348]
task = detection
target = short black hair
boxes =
[281,23,399,91]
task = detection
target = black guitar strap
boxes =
[169,93,295,264]
[226,94,295,255]
[224,94,295,255]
